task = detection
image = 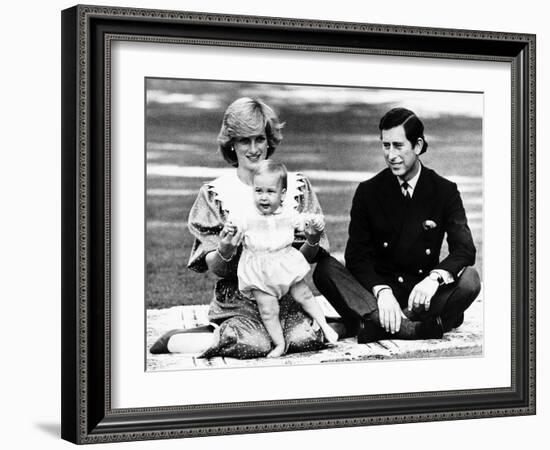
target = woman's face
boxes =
[233,132,268,172]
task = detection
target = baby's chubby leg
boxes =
[253,290,286,358]
[289,280,339,344]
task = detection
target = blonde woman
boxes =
[151,97,336,358]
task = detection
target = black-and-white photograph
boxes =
[145,78,483,371]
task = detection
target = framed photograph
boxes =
[144,78,485,372]
[61,4,535,444]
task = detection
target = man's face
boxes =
[381,124,421,181]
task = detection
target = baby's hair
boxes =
[252,160,288,191]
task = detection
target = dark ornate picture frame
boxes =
[61,4,536,444]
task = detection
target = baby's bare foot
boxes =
[267,344,285,358]
[323,326,339,345]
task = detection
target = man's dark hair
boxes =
[378,107,429,155]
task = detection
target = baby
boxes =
[224,160,338,357]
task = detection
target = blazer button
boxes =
[425,249,431,255]
[397,276,404,283]
[383,242,388,248]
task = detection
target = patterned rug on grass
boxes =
[146,293,483,372]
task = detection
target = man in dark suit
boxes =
[314,107,481,341]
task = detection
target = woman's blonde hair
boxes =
[217,97,284,166]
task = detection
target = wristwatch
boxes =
[429,271,444,286]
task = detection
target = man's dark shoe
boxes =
[417,316,444,339]
[357,320,388,343]
[327,320,348,340]
[452,312,465,329]
[439,313,465,333]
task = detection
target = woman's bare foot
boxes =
[323,326,339,345]
[267,344,285,358]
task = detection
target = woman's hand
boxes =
[206,222,243,274]
[218,221,243,260]
[304,215,325,245]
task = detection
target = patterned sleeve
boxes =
[187,184,225,273]
[294,174,330,255]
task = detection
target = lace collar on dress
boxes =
[207,171,305,220]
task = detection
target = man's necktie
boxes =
[401,181,411,202]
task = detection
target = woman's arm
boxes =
[204,249,233,277]
[299,215,324,262]
[188,184,235,275]
[294,175,329,262]
[204,222,244,276]
[300,239,321,262]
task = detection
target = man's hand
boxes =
[377,289,406,334]
[408,276,439,312]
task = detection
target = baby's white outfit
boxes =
[236,208,311,299]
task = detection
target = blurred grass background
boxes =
[146,79,483,309]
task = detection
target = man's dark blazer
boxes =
[345,165,476,307]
